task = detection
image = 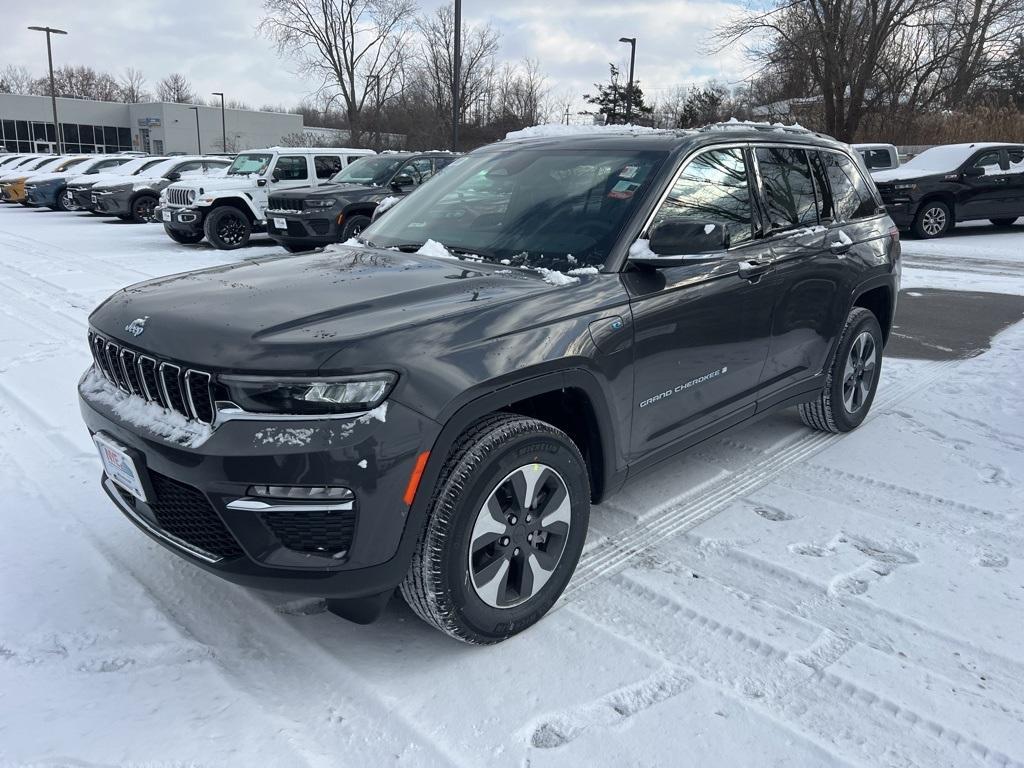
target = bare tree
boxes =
[259,0,417,146]
[157,73,195,103]
[120,67,149,103]
[0,65,34,95]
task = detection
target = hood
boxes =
[169,175,259,193]
[271,182,383,202]
[872,168,945,184]
[88,246,573,372]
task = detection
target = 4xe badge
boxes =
[124,316,149,337]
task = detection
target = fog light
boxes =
[248,485,353,500]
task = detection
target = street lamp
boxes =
[27,25,68,153]
[619,37,636,124]
[212,92,227,153]
[452,0,462,150]
[188,106,201,154]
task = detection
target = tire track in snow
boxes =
[561,359,958,601]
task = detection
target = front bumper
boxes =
[1,180,28,203]
[79,368,440,599]
[92,189,132,216]
[67,186,95,210]
[266,209,339,249]
[157,205,205,235]
[882,201,917,229]
[26,184,61,208]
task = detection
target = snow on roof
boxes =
[700,118,812,134]
[504,124,673,141]
[898,143,1008,173]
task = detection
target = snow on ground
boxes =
[0,204,1022,767]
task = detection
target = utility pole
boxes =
[564,105,571,125]
[619,37,636,124]
[189,106,201,154]
[28,25,68,153]
[452,0,462,151]
[212,92,227,152]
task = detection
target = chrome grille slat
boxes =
[167,188,192,206]
[88,333,215,426]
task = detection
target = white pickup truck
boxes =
[158,146,375,249]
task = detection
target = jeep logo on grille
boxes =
[125,316,149,337]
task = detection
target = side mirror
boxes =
[630,220,728,268]
[257,178,268,187]
[962,166,985,178]
[165,171,181,182]
[391,173,414,189]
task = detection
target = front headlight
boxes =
[219,372,397,415]
[305,198,336,209]
[187,189,197,204]
[893,183,917,191]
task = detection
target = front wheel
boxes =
[164,225,204,245]
[990,217,1018,227]
[799,307,883,433]
[52,192,70,212]
[400,414,590,644]
[130,194,158,223]
[340,214,371,241]
[204,207,252,250]
[912,201,951,238]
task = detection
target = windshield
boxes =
[108,157,165,176]
[53,157,87,172]
[362,148,667,270]
[227,153,272,176]
[332,155,406,186]
[901,145,994,173]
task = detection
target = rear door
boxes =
[1004,147,1024,218]
[626,146,777,460]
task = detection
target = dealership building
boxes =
[0,93,304,155]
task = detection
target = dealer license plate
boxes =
[94,433,148,502]
[273,217,286,230]
[162,210,172,222]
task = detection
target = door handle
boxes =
[737,259,773,281]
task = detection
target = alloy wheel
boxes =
[842,331,877,414]
[922,206,947,236]
[134,198,156,221]
[468,463,572,608]
[219,217,246,245]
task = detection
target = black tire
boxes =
[52,192,69,212]
[911,200,951,238]
[799,307,883,433]
[204,206,252,250]
[164,225,204,245]
[990,217,1018,227]
[400,413,591,644]
[340,214,371,241]
[130,194,158,223]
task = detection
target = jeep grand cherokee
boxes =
[79,124,899,644]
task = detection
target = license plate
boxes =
[94,433,148,502]
[273,217,286,230]
[162,210,172,222]
[91,194,97,203]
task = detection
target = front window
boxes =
[332,156,406,186]
[970,151,1003,175]
[227,153,273,176]
[363,148,667,270]
[127,158,166,175]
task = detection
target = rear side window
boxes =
[755,147,817,229]
[274,156,309,181]
[860,149,893,169]
[818,152,878,221]
[1008,148,1024,174]
[314,155,342,179]
[652,148,754,247]
[347,155,366,165]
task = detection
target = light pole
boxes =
[452,0,461,150]
[189,106,201,154]
[27,25,67,153]
[212,92,227,153]
[619,36,636,124]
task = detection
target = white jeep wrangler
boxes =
[158,146,375,249]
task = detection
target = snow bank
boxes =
[79,368,212,448]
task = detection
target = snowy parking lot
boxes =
[0,206,1022,767]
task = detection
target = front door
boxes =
[958,149,1012,221]
[260,154,311,211]
[626,146,776,460]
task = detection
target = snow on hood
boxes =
[168,175,261,192]
[871,168,942,183]
[23,172,71,184]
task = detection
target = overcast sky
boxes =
[7,0,748,116]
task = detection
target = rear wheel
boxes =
[799,307,883,433]
[340,214,371,241]
[130,194,158,223]
[990,217,1018,227]
[400,414,590,644]
[204,207,252,250]
[164,226,204,245]
[912,201,951,238]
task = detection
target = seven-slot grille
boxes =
[166,187,194,206]
[267,195,303,212]
[89,331,216,425]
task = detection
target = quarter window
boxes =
[818,152,878,221]
[274,156,309,181]
[651,148,754,247]
[755,147,818,229]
